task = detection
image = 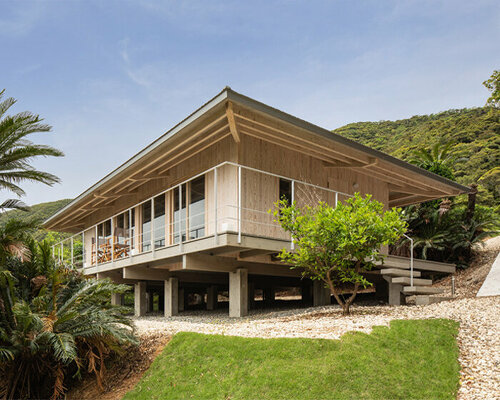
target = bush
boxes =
[0,241,137,399]
[393,203,499,268]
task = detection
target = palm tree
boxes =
[409,142,456,181]
[0,241,137,400]
[0,89,63,211]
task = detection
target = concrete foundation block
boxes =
[164,278,179,317]
[111,293,122,306]
[207,285,217,310]
[134,281,147,317]
[229,268,248,317]
[179,288,185,312]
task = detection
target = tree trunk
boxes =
[465,184,478,224]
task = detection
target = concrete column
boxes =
[164,278,179,317]
[301,281,312,306]
[158,293,165,312]
[388,283,405,305]
[134,281,147,317]
[229,268,248,318]
[146,292,153,313]
[313,280,331,307]
[207,285,217,310]
[178,288,185,312]
[111,293,122,306]
[263,287,275,306]
[248,282,255,310]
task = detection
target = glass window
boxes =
[142,201,151,251]
[173,184,187,243]
[279,178,292,204]
[189,176,205,239]
[154,195,165,249]
[97,219,112,239]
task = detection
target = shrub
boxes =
[0,241,137,400]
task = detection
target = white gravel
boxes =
[134,296,499,400]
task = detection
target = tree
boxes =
[0,238,137,400]
[273,193,407,315]
[409,141,456,181]
[483,69,500,108]
[0,89,63,211]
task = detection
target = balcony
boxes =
[52,161,352,273]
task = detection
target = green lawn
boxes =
[124,319,460,400]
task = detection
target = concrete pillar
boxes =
[134,281,147,317]
[301,281,312,306]
[229,268,248,318]
[178,288,185,312]
[313,280,331,307]
[248,282,255,310]
[388,283,405,305]
[111,293,122,306]
[164,278,179,317]
[207,285,217,310]
[158,293,165,312]
[146,292,153,313]
[263,287,275,306]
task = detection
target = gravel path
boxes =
[134,296,499,400]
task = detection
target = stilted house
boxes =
[44,88,470,317]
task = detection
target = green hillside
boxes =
[0,199,72,240]
[333,107,500,206]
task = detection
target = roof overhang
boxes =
[44,87,471,231]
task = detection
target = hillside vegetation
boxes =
[0,198,72,240]
[333,107,500,206]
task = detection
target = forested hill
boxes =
[333,107,500,206]
[0,199,72,239]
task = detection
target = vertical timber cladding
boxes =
[238,134,389,222]
[327,167,389,208]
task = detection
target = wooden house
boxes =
[44,88,469,317]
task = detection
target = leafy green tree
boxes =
[0,238,137,400]
[409,141,456,181]
[483,69,500,108]
[273,194,407,315]
[0,89,63,211]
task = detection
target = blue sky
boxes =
[1,0,499,205]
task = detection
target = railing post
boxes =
[128,209,132,257]
[151,198,155,256]
[179,184,183,251]
[335,192,338,208]
[291,180,295,250]
[95,225,99,268]
[214,167,218,245]
[111,218,114,264]
[410,237,414,287]
[238,165,242,244]
[82,231,85,268]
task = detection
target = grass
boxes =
[124,319,460,400]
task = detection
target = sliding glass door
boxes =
[189,176,205,239]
